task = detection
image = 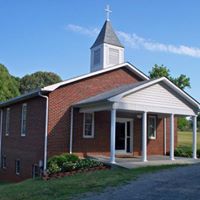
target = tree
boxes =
[177,117,190,131]
[0,64,20,102]
[19,71,62,94]
[149,64,191,90]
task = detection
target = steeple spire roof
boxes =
[91,20,124,49]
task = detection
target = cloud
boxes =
[66,24,99,37]
[66,24,200,58]
[117,31,200,58]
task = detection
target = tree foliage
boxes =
[149,64,191,90]
[19,71,62,94]
[177,117,190,131]
[0,64,20,102]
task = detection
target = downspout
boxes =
[164,117,167,155]
[0,109,3,167]
[39,92,48,171]
[69,107,74,154]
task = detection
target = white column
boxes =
[170,114,175,160]
[110,108,116,163]
[142,112,147,162]
[192,115,197,159]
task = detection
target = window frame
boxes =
[21,103,27,136]
[148,116,157,140]
[15,159,20,175]
[83,112,94,138]
[5,108,10,136]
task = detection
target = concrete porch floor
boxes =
[90,155,200,169]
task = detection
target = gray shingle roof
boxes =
[91,20,124,48]
[74,80,151,107]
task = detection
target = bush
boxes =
[47,153,79,174]
[62,162,76,172]
[48,153,79,167]
[174,147,200,158]
[75,159,103,170]
[197,149,200,158]
[47,153,104,174]
[48,163,61,174]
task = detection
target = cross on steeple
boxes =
[105,5,112,21]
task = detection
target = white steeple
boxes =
[90,5,125,72]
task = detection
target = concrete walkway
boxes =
[78,163,200,200]
[90,155,200,168]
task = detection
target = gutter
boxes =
[0,109,3,167]
[38,92,49,171]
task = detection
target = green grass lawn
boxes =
[178,131,200,149]
[0,165,183,200]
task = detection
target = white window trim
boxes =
[21,103,27,137]
[83,112,95,138]
[15,159,20,175]
[148,116,157,140]
[5,108,10,136]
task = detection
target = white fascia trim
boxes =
[109,77,200,110]
[41,62,149,92]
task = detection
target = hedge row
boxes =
[174,147,200,158]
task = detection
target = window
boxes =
[15,160,20,175]
[109,48,119,65]
[148,116,157,139]
[5,108,10,136]
[21,103,27,136]
[2,155,6,169]
[93,49,100,66]
[32,164,40,178]
[83,113,94,138]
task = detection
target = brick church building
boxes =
[0,16,199,181]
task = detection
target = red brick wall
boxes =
[133,118,142,156]
[72,110,111,157]
[133,116,177,156]
[147,116,164,155]
[72,111,177,157]
[0,97,46,182]
[47,68,143,158]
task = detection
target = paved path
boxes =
[78,164,200,200]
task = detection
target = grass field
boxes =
[0,165,183,200]
[178,131,200,149]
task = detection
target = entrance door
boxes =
[115,118,133,154]
[116,122,126,151]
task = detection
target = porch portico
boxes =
[73,77,200,163]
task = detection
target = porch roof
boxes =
[74,77,200,115]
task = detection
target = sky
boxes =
[0,0,200,101]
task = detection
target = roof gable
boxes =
[42,62,149,92]
[75,77,200,115]
[110,77,200,111]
